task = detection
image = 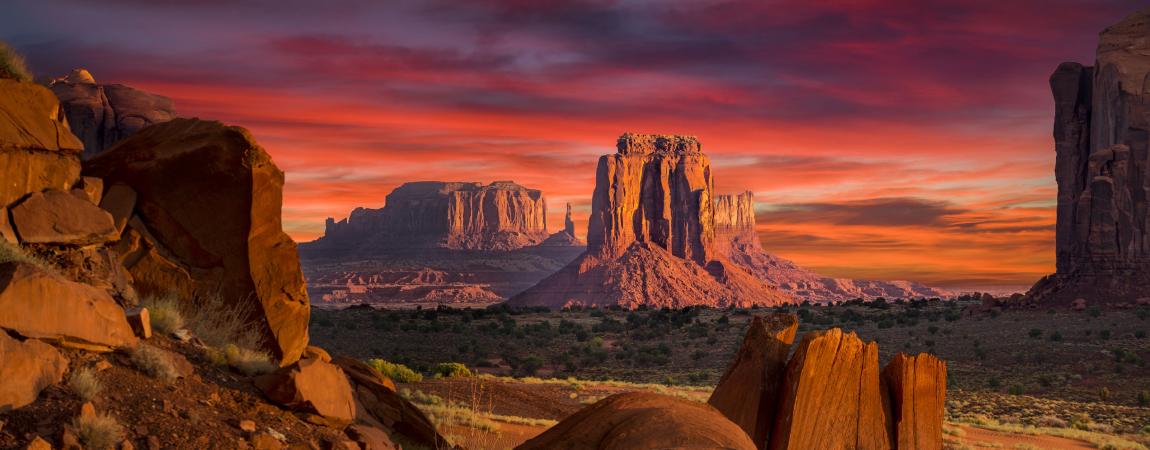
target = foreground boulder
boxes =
[50,69,176,159]
[9,189,118,245]
[255,354,356,425]
[0,262,136,350]
[0,79,83,208]
[333,356,454,449]
[0,332,68,412]
[770,328,891,450]
[884,353,947,450]
[709,313,798,449]
[516,392,756,450]
[84,118,310,364]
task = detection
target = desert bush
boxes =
[1070,413,1093,431]
[0,241,56,273]
[433,362,472,378]
[1048,331,1063,342]
[74,412,123,450]
[1034,415,1068,428]
[67,368,102,401]
[140,294,185,335]
[1028,329,1042,339]
[0,42,31,82]
[1138,390,1149,407]
[367,359,423,383]
[1099,387,1111,401]
[1008,384,1025,395]
[181,293,264,350]
[130,344,178,382]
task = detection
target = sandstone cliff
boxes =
[510,134,793,308]
[1028,8,1150,305]
[312,181,551,251]
[50,69,176,160]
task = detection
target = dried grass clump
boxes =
[140,294,185,334]
[206,343,275,376]
[67,368,102,401]
[0,42,31,82]
[130,344,178,383]
[74,412,123,450]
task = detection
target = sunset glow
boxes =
[3,0,1142,289]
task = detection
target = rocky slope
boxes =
[1028,8,1150,305]
[49,69,176,160]
[715,191,949,301]
[510,133,793,309]
[309,181,551,252]
[0,74,453,449]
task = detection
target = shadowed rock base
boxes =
[709,313,798,449]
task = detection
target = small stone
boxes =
[147,436,161,450]
[239,420,257,433]
[79,402,96,420]
[61,427,82,450]
[171,329,191,342]
[126,308,152,339]
[25,436,52,450]
[161,399,172,413]
[251,434,284,450]
[120,439,136,450]
[95,360,113,371]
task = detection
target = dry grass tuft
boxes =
[140,294,185,335]
[67,368,102,401]
[74,412,123,450]
[0,42,31,82]
[0,241,57,273]
[130,344,178,383]
[206,344,275,376]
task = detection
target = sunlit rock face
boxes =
[49,69,176,160]
[314,181,550,251]
[510,133,793,309]
[1030,8,1150,304]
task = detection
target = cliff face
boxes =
[49,69,176,160]
[511,134,793,309]
[1029,8,1150,304]
[587,133,714,265]
[713,192,949,302]
[315,181,550,251]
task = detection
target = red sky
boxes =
[2,0,1144,289]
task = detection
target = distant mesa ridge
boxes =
[714,191,948,302]
[1028,8,1150,305]
[309,180,557,251]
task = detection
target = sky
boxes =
[1,0,1143,290]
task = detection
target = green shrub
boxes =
[432,362,472,378]
[367,359,423,383]
[0,42,31,82]
[1008,384,1025,395]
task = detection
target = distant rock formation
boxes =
[1028,8,1150,305]
[310,181,551,251]
[714,191,949,301]
[509,133,793,309]
[540,202,585,247]
[50,69,176,159]
[84,118,311,365]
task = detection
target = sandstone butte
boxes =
[1028,8,1150,305]
[49,68,176,160]
[714,191,949,302]
[83,118,310,365]
[509,133,794,309]
[310,180,551,252]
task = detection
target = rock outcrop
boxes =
[0,262,137,350]
[50,69,176,159]
[333,356,456,449]
[0,332,68,413]
[709,314,798,449]
[771,328,891,450]
[255,353,356,425]
[515,392,758,450]
[0,79,83,208]
[714,191,949,302]
[1028,8,1150,305]
[884,353,947,450]
[83,118,310,364]
[540,203,585,247]
[9,189,118,245]
[311,181,550,251]
[510,134,793,308]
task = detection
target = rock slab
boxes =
[84,118,310,364]
[0,79,83,208]
[709,314,798,449]
[9,189,118,245]
[883,353,947,450]
[255,355,356,424]
[0,262,137,350]
[0,332,68,412]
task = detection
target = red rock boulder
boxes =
[709,313,798,449]
[0,332,68,412]
[883,353,947,450]
[84,118,310,364]
[0,79,83,208]
[770,328,892,450]
[332,356,453,449]
[0,262,136,350]
[9,189,118,245]
[516,392,756,450]
[255,354,356,425]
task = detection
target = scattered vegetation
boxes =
[205,343,275,376]
[73,412,123,450]
[143,292,276,376]
[367,359,423,383]
[67,368,103,401]
[0,42,31,82]
[140,294,185,335]
[130,344,179,383]
[0,240,57,273]
[433,362,473,378]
